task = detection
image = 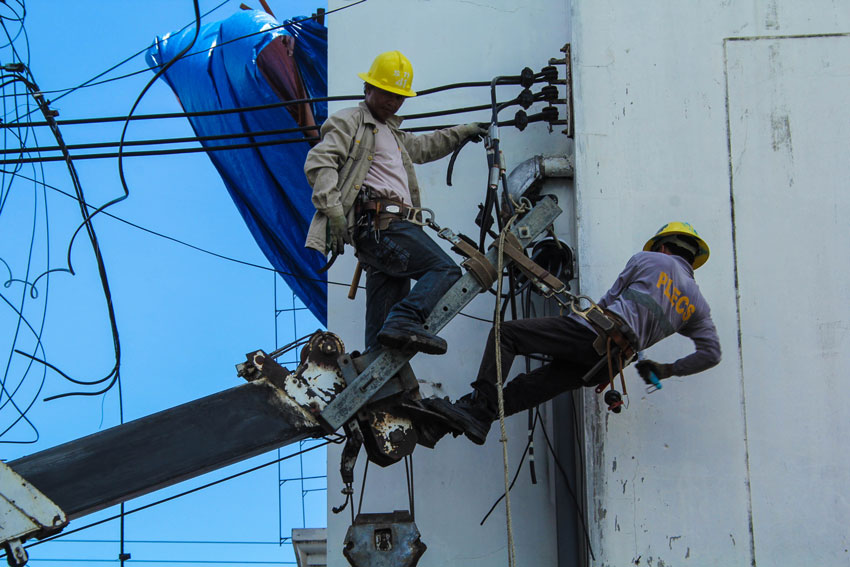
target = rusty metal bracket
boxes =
[238,331,347,423]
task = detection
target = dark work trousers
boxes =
[472,315,608,417]
[355,220,462,351]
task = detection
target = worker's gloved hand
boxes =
[635,360,673,385]
[327,213,350,256]
[463,122,489,143]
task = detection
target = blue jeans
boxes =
[355,220,462,351]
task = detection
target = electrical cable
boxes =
[0,135,321,164]
[1,171,352,288]
[8,74,121,400]
[0,94,362,129]
[0,170,369,299]
[46,539,298,545]
[0,83,519,130]
[4,0,206,401]
[39,0,234,107]
[0,123,321,154]
[7,0,367,104]
[479,409,539,525]
[356,457,369,517]
[0,290,46,443]
[537,407,596,562]
[523,289,538,485]
[24,559,297,565]
[0,15,51,444]
[0,0,26,24]
[0,86,549,165]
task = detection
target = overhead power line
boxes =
[39,0,235,106]
[0,95,361,129]
[0,81,511,131]
[0,135,321,164]
[0,88,553,164]
[5,171,356,290]
[0,124,320,155]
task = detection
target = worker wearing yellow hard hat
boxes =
[420,222,721,446]
[643,221,710,269]
[304,51,486,355]
[358,50,417,97]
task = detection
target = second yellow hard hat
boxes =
[643,221,710,269]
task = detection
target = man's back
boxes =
[599,251,715,358]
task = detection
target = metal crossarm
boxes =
[319,197,562,431]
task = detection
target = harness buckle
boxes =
[404,206,434,227]
[437,226,460,244]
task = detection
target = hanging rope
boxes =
[492,197,530,567]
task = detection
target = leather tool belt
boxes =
[356,197,422,231]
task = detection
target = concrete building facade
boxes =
[323,1,850,565]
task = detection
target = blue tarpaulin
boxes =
[146,10,328,324]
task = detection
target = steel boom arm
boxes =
[8,380,323,521]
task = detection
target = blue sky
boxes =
[0,1,332,565]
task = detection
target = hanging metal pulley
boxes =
[343,511,426,567]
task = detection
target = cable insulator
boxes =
[540,65,559,83]
[513,110,528,132]
[539,85,559,101]
[518,89,534,109]
[520,67,535,89]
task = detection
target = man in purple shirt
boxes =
[426,222,721,445]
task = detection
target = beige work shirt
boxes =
[303,102,479,253]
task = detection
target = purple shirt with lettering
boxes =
[575,251,721,376]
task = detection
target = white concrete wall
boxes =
[324,1,572,566]
[325,1,850,565]
[572,1,850,565]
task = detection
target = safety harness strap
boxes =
[495,232,567,293]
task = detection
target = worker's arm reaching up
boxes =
[397,123,487,164]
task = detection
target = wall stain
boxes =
[765,0,779,30]
[770,110,795,187]
[668,535,682,550]
[770,112,792,153]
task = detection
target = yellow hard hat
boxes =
[358,51,417,97]
[643,222,710,269]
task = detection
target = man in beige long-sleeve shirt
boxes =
[304,51,485,354]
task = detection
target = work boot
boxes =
[453,393,495,444]
[377,320,448,355]
[398,399,457,448]
[415,419,453,448]
[421,397,491,445]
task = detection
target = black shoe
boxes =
[421,397,490,445]
[415,420,452,448]
[377,320,448,355]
